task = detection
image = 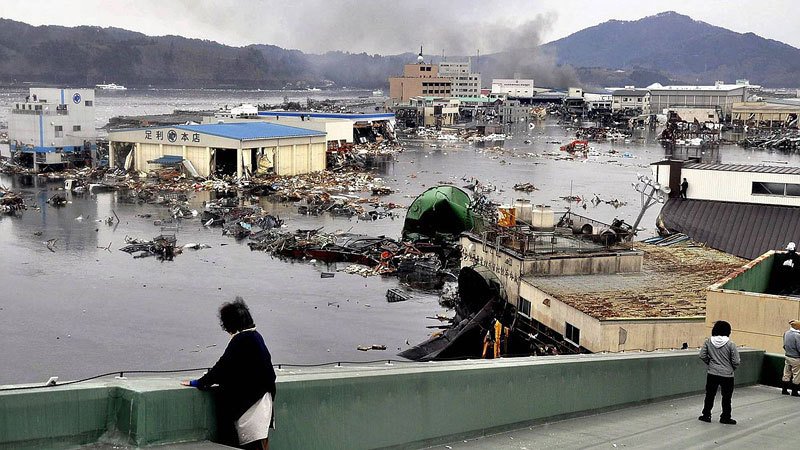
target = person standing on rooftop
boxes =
[782,320,800,396]
[698,320,740,425]
[182,297,276,450]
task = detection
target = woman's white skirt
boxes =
[235,393,273,445]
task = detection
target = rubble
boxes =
[513,183,539,193]
[0,190,25,214]
[119,235,180,261]
[739,129,800,151]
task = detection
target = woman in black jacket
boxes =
[183,297,276,450]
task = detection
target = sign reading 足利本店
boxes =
[142,129,201,144]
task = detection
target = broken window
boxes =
[752,182,800,196]
[565,322,580,346]
[519,297,531,317]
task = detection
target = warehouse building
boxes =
[647,81,753,120]
[107,122,326,178]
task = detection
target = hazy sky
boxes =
[2,0,797,54]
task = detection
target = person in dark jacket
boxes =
[182,297,276,450]
[680,178,689,199]
[699,320,740,424]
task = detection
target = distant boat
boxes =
[96,83,127,91]
[306,87,322,92]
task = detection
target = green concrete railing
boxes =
[759,352,787,387]
[0,349,764,450]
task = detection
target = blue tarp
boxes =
[148,155,184,165]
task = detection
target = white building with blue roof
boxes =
[107,122,327,178]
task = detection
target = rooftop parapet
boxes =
[0,351,766,449]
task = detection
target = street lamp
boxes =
[629,175,671,240]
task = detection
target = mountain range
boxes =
[0,11,797,89]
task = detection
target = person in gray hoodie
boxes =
[699,320,740,424]
[782,320,800,396]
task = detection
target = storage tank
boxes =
[531,205,554,230]
[513,199,533,224]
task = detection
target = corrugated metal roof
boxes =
[173,123,324,141]
[683,163,800,175]
[659,198,800,259]
[524,243,745,320]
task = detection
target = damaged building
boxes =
[107,122,327,178]
[254,111,396,148]
[460,223,745,353]
[8,88,97,172]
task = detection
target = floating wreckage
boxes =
[0,190,25,214]
[120,235,181,261]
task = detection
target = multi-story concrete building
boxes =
[647,81,751,120]
[388,52,452,104]
[491,79,535,99]
[9,87,96,171]
[611,87,651,114]
[438,60,481,98]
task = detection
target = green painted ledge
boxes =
[0,349,764,450]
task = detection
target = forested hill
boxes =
[542,11,800,87]
[0,13,797,89]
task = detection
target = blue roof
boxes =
[173,122,325,141]
[258,111,395,121]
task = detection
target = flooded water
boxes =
[2,89,800,384]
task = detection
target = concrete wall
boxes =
[680,167,800,206]
[599,318,707,352]
[706,289,800,354]
[459,234,642,307]
[705,251,800,354]
[520,281,603,350]
[519,281,707,353]
[0,351,764,450]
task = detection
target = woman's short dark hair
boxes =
[711,320,731,337]
[219,296,255,333]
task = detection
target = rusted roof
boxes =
[659,198,800,259]
[524,242,745,320]
[683,163,800,175]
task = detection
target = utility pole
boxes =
[629,174,671,240]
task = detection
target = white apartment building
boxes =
[439,61,481,97]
